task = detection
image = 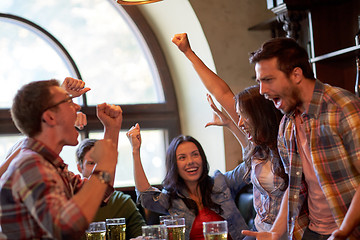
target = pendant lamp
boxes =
[117,0,163,5]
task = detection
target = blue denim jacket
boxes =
[137,164,249,240]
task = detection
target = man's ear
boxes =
[292,67,303,84]
[41,110,56,126]
[77,164,83,175]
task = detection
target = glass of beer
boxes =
[106,217,126,240]
[203,220,228,240]
[164,217,185,240]
[142,224,167,240]
[86,221,106,240]
[159,215,172,225]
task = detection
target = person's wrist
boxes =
[104,125,121,132]
[92,170,111,184]
[184,49,194,58]
[95,161,116,174]
[132,148,140,154]
[337,226,351,238]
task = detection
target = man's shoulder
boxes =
[323,84,360,105]
[320,84,360,116]
[110,190,133,202]
[10,149,43,170]
[100,190,139,214]
[0,150,52,191]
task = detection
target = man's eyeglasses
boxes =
[43,95,76,112]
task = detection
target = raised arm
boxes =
[94,103,122,187]
[61,77,90,130]
[172,33,238,123]
[97,103,123,147]
[205,94,248,149]
[126,123,151,192]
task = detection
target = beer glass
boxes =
[142,224,167,240]
[159,215,172,225]
[203,220,228,240]
[164,217,185,240]
[106,217,126,240]
[86,221,106,240]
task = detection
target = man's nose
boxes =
[259,82,266,96]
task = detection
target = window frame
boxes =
[0,5,180,151]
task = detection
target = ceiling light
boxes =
[116,0,163,5]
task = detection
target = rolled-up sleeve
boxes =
[136,186,170,214]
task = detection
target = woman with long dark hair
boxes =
[172,33,288,239]
[127,125,249,240]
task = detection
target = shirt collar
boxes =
[286,79,324,120]
[306,79,324,119]
[22,137,66,170]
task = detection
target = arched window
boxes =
[0,0,180,187]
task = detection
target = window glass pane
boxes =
[88,130,166,187]
[0,134,24,164]
[0,0,164,105]
[0,19,72,108]
[0,130,166,188]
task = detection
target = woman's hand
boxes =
[172,33,192,55]
[126,123,142,150]
[205,94,232,128]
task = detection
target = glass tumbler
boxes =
[203,220,228,240]
[106,217,126,240]
[142,224,167,240]
[164,217,185,240]
[86,221,106,240]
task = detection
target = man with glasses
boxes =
[0,78,123,239]
[0,78,88,177]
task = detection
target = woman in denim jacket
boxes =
[171,33,288,239]
[127,126,249,240]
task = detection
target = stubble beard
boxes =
[282,86,303,115]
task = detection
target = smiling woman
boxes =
[127,124,250,240]
[0,0,180,188]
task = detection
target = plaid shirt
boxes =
[278,80,360,239]
[0,138,88,239]
[251,154,287,228]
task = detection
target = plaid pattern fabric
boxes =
[251,155,287,226]
[278,80,360,239]
[0,138,87,239]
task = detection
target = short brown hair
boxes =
[76,139,98,168]
[11,80,60,137]
[249,37,315,80]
